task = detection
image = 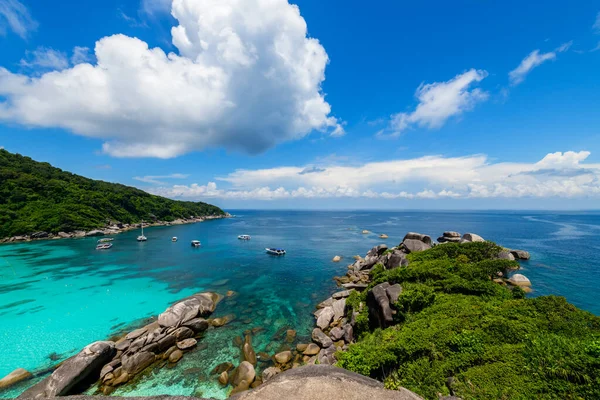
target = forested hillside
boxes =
[0,149,224,238]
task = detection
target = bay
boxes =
[1,210,599,398]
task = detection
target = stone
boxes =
[508,274,531,287]
[311,328,333,348]
[85,230,105,237]
[168,349,183,363]
[332,256,342,262]
[362,230,369,234]
[0,368,32,390]
[218,371,228,386]
[177,338,197,350]
[367,282,401,328]
[31,231,49,239]
[386,283,402,304]
[57,232,71,238]
[510,249,530,260]
[230,380,251,395]
[497,251,515,261]
[303,343,320,356]
[379,234,388,239]
[385,250,409,270]
[367,244,388,257]
[183,317,209,332]
[296,343,308,352]
[112,371,129,386]
[243,342,257,365]
[343,324,354,343]
[20,341,115,398]
[402,232,433,246]
[317,297,333,309]
[210,314,235,327]
[157,334,177,352]
[262,367,281,383]
[329,327,344,341]
[332,290,352,299]
[158,298,201,327]
[212,362,234,375]
[401,239,432,253]
[251,376,263,388]
[115,339,131,351]
[317,345,336,365]
[316,306,335,330]
[462,233,484,242]
[126,327,148,341]
[173,326,194,341]
[122,351,155,375]
[286,329,297,339]
[274,351,293,364]
[332,298,346,321]
[341,283,368,290]
[233,361,255,387]
[163,346,178,360]
[443,231,461,238]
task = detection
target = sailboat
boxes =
[137,221,147,242]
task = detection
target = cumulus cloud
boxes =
[133,173,189,185]
[0,0,342,158]
[0,0,37,39]
[509,42,571,85]
[379,69,489,137]
[148,151,600,201]
[70,46,93,65]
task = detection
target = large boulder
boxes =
[0,368,32,390]
[30,231,49,239]
[262,367,281,383]
[85,230,105,237]
[400,239,431,253]
[510,250,530,260]
[183,317,209,332]
[317,345,336,365]
[332,298,346,321]
[158,298,202,327]
[20,341,115,398]
[233,361,256,387]
[497,251,515,261]
[508,274,531,287]
[385,250,409,269]
[122,351,156,375]
[367,282,402,328]
[274,351,292,365]
[366,244,388,258]
[316,307,335,330]
[402,232,432,246]
[243,342,257,365]
[462,233,484,242]
[312,328,333,348]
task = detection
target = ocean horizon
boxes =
[1,209,599,398]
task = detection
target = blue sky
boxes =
[0,0,599,209]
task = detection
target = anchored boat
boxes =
[191,240,201,247]
[137,221,147,242]
[97,238,114,243]
[96,243,113,250]
[172,237,178,242]
[266,248,286,256]
[238,234,251,240]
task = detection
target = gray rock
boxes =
[401,239,432,253]
[317,345,336,365]
[317,297,333,309]
[443,231,461,238]
[122,351,155,375]
[386,284,403,304]
[302,343,320,356]
[462,233,484,242]
[341,283,368,290]
[312,328,333,348]
[158,298,202,327]
[20,341,115,398]
[183,317,209,332]
[173,326,194,341]
[157,334,176,352]
[177,338,197,350]
[332,290,353,299]
[85,230,105,237]
[366,244,388,258]
[510,250,530,260]
[343,324,354,343]
[262,367,281,383]
[497,251,515,261]
[57,232,72,238]
[126,327,148,341]
[30,231,49,239]
[316,307,334,330]
[329,327,344,341]
[369,283,394,327]
[385,250,409,269]
[332,298,346,321]
[508,274,531,287]
[402,232,432,246]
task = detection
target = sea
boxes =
[1,210,599,398]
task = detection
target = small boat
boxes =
[191,240,201,247]
[97,238,114,243]
[266,248,286,256]
[172,237,178,242]
[96,243,113,250]
[137,221,147,242]
[238,234,251,240]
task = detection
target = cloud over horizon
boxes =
[0,0,343,158]
[147,151,600,201]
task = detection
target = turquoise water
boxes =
[1,210,599,398]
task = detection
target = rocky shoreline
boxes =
[0,214,231,245]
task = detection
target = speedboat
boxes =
[96,243,113,250]
[191,240,201,247]
[172,237,178,242]
[238,234,251,240]
[97,238,114,243]
[266,248,285,256]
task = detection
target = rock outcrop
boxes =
[510,250,530,260]
[0,368,32,390]
[367,282,402,328]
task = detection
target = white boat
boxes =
[191,240,201,247]
[96,243,113,250]
[266,248,285,256]
[97,238,114,243]
[172,237,178,242]
[137,221,147,242]
[238,234,251,240]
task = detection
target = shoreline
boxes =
[0,214,232,246]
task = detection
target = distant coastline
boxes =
[0,213,231,245]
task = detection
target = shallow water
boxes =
[1,210,599,398]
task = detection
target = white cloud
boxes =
[141,0,171,15]
[70,46,93,65]
[594,12,600,33]
[380,69,488,137]
[19,47,70,70]
[509,42,571,86]
[0,0,342,158]
[0,0,37,39]
[149,151,600,201]
[133,173,189,185]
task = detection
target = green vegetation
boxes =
[0,149,225,238]
[337,242,600,399]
